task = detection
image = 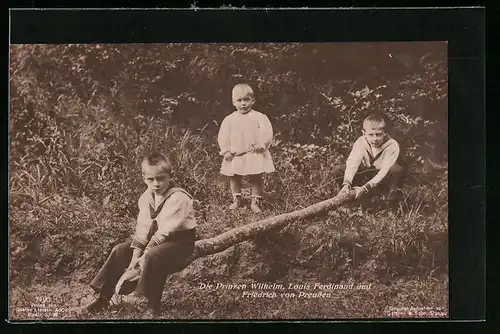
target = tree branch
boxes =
[187,191,356,263]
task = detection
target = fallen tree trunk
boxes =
[117,191,356,292]
[187,190,356,263]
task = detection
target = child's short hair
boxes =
[141,152,172,174]
[363,113,387,130]
[232,83,254,99]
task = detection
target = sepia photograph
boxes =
[9,41,449,320]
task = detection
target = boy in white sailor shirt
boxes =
[336,114,406,204]
[86,152,197,318]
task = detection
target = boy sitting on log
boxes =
[85,152,197,318]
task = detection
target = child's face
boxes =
[362,123,386,148]
[232,91,254,114]
[142,164,171,195]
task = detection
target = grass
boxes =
[8,84,448,321]
[9,165,449,320]
[10,277,448,320]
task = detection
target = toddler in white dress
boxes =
[217,84,275,213]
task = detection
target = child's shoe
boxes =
[85,296,109,313]
[250,196,262,213]
[229,194,241,210]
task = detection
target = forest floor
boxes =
[10,185,449,321]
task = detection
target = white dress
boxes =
[218,110,276,176]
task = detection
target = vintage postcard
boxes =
[8,8,484,322]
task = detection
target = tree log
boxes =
[187,191,356,263]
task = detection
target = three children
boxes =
[86,84,405,317]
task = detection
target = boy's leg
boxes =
[229,175,242,209]
[90,240,133,300]
[371,163,406,194]
[385,164,406,207]
[386,164,406,190]
[353,167,379,187]
[332,165,377,187]
[249,173,263,213]
[135,230,196,312]
[353,164,406,210]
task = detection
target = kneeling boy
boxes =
[336,114,406,204]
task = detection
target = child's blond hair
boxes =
[363,113,387,130]
[141,152,172,174]
[232,83,255,100]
